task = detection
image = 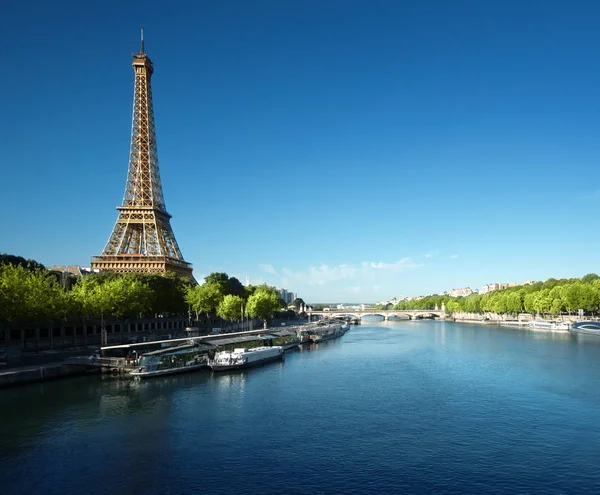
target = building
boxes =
[449,287,474,297]
[51,265,97,277]
[276,289,297,305]
[90,32,193,279]
[277,288,288,302]
[480,282,517,294]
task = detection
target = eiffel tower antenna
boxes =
[91,33,193,279]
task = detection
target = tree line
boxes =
[0,254,291,330]
[377,274,600,316]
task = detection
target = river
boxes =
[2,319,600,494]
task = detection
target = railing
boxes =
[90,255,192,269]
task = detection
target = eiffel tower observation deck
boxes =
[91,31,193,278]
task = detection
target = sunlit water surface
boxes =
[2,320,600,494]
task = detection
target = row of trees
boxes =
[377,274,600,316]
[184,272,284,328]
[0,263,183,328]
[0,255,290,330]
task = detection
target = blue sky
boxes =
[2,0,600,303]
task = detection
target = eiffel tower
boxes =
[91,31,193,278]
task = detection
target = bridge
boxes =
[309,310,446,321]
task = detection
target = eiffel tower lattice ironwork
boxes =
[91,31,193,278]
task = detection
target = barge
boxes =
[208,346,284,372]
[130,343,210,379]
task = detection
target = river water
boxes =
[2,319,600,494]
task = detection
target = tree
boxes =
[227,277,246,298]
[0,264,66,327]
[185,282,224,318]
[246,289,280,329]
[0,253,46,271]
[129,273,190,315]
[70,277,151,319]
[217,295,244,330]
[204,272,246,298]
[204,272,229,287]
[505,291,523,315]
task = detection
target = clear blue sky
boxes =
[1,0,600,303]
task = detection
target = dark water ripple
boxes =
[2,321,600,494]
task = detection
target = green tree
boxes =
[505,291,523,315]
[217,294,244,330]
[246,289,280,329]
[524,292,537,314]
[227,277,246,298]
[0,264,66,327]
[203,272,246,298]
[0,253,46,271]
[70,276,151,319]
[445,299,461,314]
[128,273,190,315]
[185,282,224,318]
[204,272,230,286]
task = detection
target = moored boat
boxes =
[500,320,530,327]
[570,321,600,336]
[310,323,346,343]
[130,343,210,379]
[208,346,284,371]
[263,329,303,350]
[528,320,570,331]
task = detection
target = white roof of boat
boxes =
[141,343,211,356]
[204,335,270,347]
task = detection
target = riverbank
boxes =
[0,318,311,388]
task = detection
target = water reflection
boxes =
[211,369,248,392]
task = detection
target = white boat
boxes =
[130,343,209,379]
[570,321,600,336]
[528,320,570,331]
[208,346,284,372]
[500,320,530,327]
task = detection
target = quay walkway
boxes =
[0,361,93,388]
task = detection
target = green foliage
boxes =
[203,272,246,299]
[0,264,67,325]
[0,254,196,325]
[291,297,305,308]
[246,287,280,323]
[129,272,190,314]
[204,272,229,286]
[398,276,600,316]
[70,276,152,319]
[217,295,244,322]
[185,282,224,316]
[0,253,46,271]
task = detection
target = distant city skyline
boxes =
[2,1,600,302]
